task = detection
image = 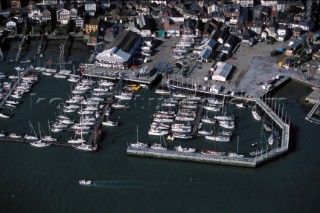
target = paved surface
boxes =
[156,39,320,98]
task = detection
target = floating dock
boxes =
[127,97,290,168]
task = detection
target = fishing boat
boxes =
[130,125,148,148]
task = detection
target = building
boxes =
[56,5,70,25]
[210,61,234,82]
[95,30,142,69]
[85,1,97,17]
[84,18,98,34]
[41,0,58,5]
[42,8,52,22]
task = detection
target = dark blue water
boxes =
[0,39,319,213]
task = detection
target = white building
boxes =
[210,62,234,82]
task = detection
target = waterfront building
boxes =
[210,61,234,82]
[95,30,142,69]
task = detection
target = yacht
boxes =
[73,143,98,152]
[24,135,38,140]
[115,92,133,100]
[30,140,51,148]
[79,180,92,186]
[130,125,148,148]
[0,132,5,137]
[175,145,196,153]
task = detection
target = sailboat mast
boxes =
[237,136,239,154]
[136,125,139,143]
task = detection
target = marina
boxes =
[0,1,319,211]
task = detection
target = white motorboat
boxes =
[172,133,193,140]
[8,133,22,138]
[268,134,274,145]
[79,180,92,186]
[175,115,194,122]
[201,117,216,124]
[198,129,213,136]
[148,128,169,136]
[204,104,222,111]
[235,103,246,108]
[0,113,10,119]
[219,120,235,129]
[41,135,57,142]
[30,140,50,148]
[102,120,118,127]
[252,109,261,121]
[73,143,98,152]
[68,138,86,144]
[111,103,128,110]
[228,152,244,158]
[214,115,234,121]
[175,145,195,153]
[150,143,167,150]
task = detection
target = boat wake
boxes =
[90,179,209,191]
[91,180,170,191]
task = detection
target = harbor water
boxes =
[0,39,319,212]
